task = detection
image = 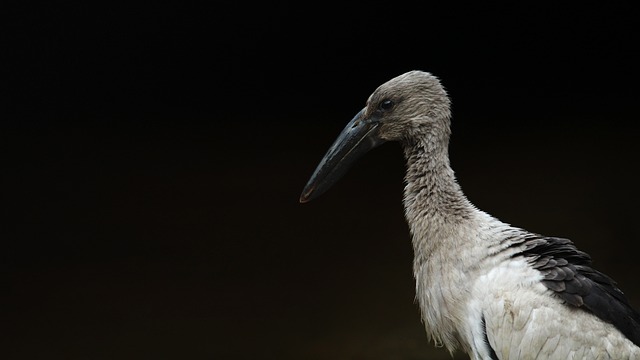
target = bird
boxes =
[299,71,640,359]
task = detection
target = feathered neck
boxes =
[400,127,479,351]
[401,127,474,231]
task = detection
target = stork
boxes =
[300,71,640,359]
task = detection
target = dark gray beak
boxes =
[300,109,386,203]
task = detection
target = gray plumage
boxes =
[300,71,640,359]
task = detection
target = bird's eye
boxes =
[379,99,394,111]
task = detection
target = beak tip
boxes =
[299,185,316,204]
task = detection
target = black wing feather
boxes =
[512,235,640,346]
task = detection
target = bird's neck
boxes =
[402,135,474,242]
[401,134,480,350]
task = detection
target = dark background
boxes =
[3,3,639,359]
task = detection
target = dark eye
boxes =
[379,99,394,111]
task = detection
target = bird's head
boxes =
[365,70,451,142]
[300,70,451,203]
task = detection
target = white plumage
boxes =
[300,71,640,359]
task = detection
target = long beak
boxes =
[300,109,386,203]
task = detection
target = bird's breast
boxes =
[412,228,488,351]
[409,213,518,353]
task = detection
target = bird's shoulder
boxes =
[506,233,640,347]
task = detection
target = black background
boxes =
[3,3,640,359]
